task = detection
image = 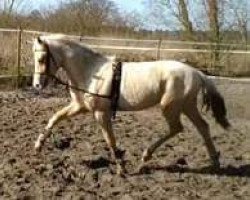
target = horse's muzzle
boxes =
[33,74,49,91]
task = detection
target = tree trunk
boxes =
[207,0,220,43]
[178,0,194,40]
[207,0,220,70]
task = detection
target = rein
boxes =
[34,47,112,99]
[48,73,112,99]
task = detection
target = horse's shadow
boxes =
[82,156,111,169]
[81,155,250,178]
[138,163,250,178]
[81,149,126,170]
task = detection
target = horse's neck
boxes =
[63,54,110,90]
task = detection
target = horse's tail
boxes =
[199,73,231,129]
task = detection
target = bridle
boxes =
[34,43,112,99]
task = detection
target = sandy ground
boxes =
[0,79,250,199]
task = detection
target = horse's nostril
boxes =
[35,84,40,88]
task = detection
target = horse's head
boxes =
[32,36,59,90]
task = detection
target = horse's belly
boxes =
[118,87,161,111]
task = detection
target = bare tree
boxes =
[33,0,143,37]
[229,0,248,44]
[202,0,248,70]
[206,0,220,43]
[145,0,195,40]
[199,0,222,69]
[177,0,194,40]
[0,0,31,27]
[40,0,123,35]
[2,0,15,14]
[0,0,31,14]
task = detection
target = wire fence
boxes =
[0,28,249,90]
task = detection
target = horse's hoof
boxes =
[136,164,144,174]
[34,147,41,154]
[212,161,220,169]
[34,142,42,152]
[135,163,150,174]
[142,149,152,162]
[114,148,126,160]
[116,164,126,177]
[34,145,40,151]
[211,152,221,169]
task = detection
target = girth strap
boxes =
[111,61,122,119]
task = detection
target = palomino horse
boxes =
[32,35,230,174]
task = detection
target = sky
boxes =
[113,0,144,13]
[31,0,61,10]
[33,0,145,12]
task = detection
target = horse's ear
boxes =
[37,36,43,44]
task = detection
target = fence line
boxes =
[2,28,250,57]
[22,29,249,47]
[83,37,249,47]
[87,44,250,54]
[208,76,250,83]
[0,28,18,32]
[20,29,250,56]
[0,28,249,90]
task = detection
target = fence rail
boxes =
[0,28,249,89]
[22,29,250,47]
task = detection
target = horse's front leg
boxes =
[35,102,82,151]
[94,111,125,175]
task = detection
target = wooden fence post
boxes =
[16,27,22,88]
[156,38,162,60]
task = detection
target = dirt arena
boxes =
[0,78,250,199]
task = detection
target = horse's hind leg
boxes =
[34,102,83,151]
[184,102,220,168]
[141,99,183,163]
